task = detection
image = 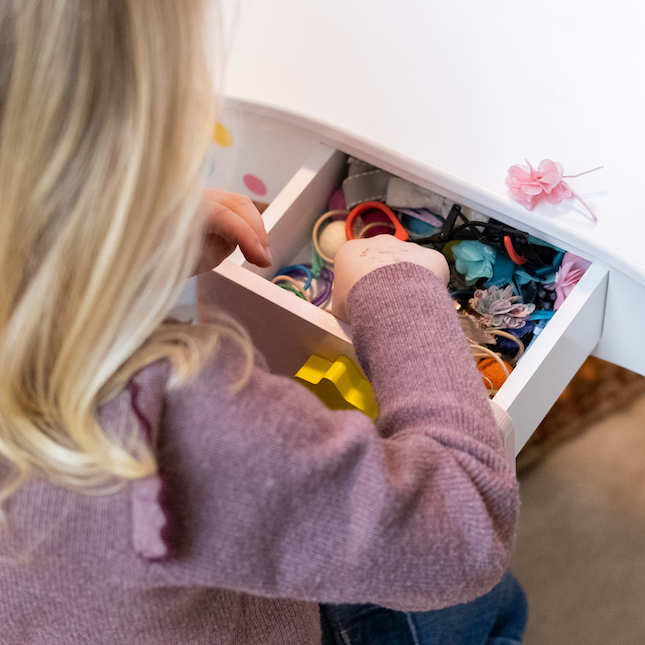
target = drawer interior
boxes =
[200,142,608,454]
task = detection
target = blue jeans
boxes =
[320,570,527,645]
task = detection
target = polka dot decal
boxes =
[243,174,267,197]
[213,122,233,147]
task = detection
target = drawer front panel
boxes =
[493,263,608,453]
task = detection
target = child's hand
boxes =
[193,188,273,274]
[331,235,450,322]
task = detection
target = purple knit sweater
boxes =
[0,263,519,644]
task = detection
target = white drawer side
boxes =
[493,263,609,454]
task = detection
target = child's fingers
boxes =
[205,203,272,267]
[202,188,270,253]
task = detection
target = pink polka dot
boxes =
[243,174,267,197]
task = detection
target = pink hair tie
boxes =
[505,159,602,223]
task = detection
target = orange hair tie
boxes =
[503,235,527,265]
[345,201,409,242]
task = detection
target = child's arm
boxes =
[155,249,519,612]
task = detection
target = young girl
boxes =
[0,1,524,644]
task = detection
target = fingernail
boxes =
[263,244,273,265]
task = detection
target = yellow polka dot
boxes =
[213,122,233,147]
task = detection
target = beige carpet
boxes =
[516,357,645,474]
[511,392,645,644]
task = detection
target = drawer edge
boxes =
[493,263,609,455]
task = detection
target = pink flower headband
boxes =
[506,159,602,223]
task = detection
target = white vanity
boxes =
[198,0,645,455]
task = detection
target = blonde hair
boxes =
[0,0,250,514]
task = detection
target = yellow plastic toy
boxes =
[294,355,379,420]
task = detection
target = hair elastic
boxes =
[310,268,333,307]
[312,210,349,264]
[278,284,307,300]
[468,340,511,378]
[357,220,396,239]
[274,264,313,290]
[480,373,496,396]
[476,356,512,396]
[503,235,527,265]
[345,201,409,242]
[272,263,334,307]
[489,329,525,365]
[300,263,333,307]
[271,274,311,302]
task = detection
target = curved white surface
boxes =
[219,0,645,286]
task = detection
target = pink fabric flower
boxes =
[505,160,572,210]
[505,159,601,222]
[553,252,591,310]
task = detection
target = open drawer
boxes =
[198,143,609,456]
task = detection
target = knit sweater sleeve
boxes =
[157,262,519,612]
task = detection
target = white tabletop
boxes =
[218,0,645,286]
